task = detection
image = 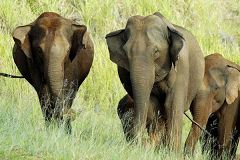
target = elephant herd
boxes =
[1,11,240,159]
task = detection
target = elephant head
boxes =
[106,12,184,136]
[12,12,88,114]
[206,54,240,106]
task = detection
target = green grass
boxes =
[0,0,239,159]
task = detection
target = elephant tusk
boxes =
[184,112,211,136]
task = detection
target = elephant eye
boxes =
[153,48,160,59]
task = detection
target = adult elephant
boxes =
[185,53,240,159]
[12,12,94,133]
[106,12,205,150]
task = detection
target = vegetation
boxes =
[0,0,239,159]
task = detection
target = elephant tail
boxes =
[184,112,211,136]
[0,72,24,78]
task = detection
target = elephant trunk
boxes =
[130,57,155,139]
[48,59,64,98]
[46,47,66,119]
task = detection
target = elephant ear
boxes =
[69,23,87,61]
[168,27,184,66]
[105,30,129,71]
[210,68,226,87]
[153,12,184,66]
[225,66,240,104]
[12,25,32,58]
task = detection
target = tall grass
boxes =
[0,0,239,159]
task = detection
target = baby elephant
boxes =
[117,94,166,145]
[12,12,94,133]
[184,53,240,158]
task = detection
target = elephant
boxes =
[12,12,94,133]
[106,12,205,150]
[184,53,240,158]
[117,94,166,145]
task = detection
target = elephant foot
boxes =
[43,108,75,134]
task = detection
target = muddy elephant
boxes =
[117,94,166,145]
[12,12,94,133]
[184,53,240,158]
[106,12,205,150]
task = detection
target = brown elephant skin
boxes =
[185,53,240,159]
[12,12,94,133]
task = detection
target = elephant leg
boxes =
[117,95,135,142]
[118,94,165,146]
[39,85,66,131]
[38,85,53,127]
[63,89,78,134]
[148,117,166,148]
[229,108,240,160]
[184,96,211,155]
[184,111,210,155]
[199,114,219,158]
[165,89,185,151]
[147,95,165,147]
[57,80,79,134]
[217,102,238,158]
[230,127,240,159]
[230,110,240,159]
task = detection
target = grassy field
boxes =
[0,0,239,159]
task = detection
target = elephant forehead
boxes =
[145,15,165,24]
[127,16,144,25]
[34,17,70,52]
[37,12,61,19]
[127,15,164,25]
[126,16,145,30]
[126,15,167,37]
[37,17,62,31]
[42,31,70,56]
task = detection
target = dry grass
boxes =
[0,0,239,159]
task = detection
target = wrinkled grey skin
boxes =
[106,12,204,150]
[184,53,240,159]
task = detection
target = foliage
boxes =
[0,0,239,159]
